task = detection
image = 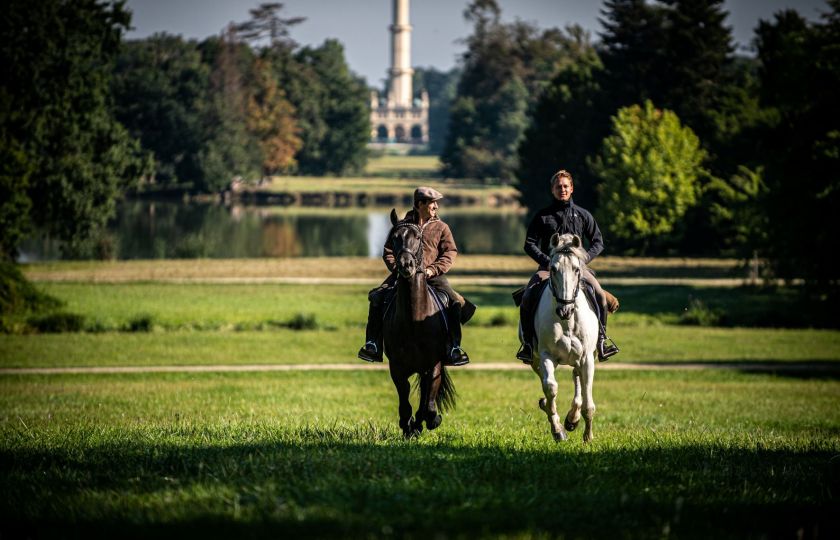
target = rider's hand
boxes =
[425,268,433,278]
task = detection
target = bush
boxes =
[126,314,154,332]
[286,313,318,330]
[679,297,725,327]
[0,261,63,315]
[27,311,86,333]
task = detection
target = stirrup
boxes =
[358,341,382,363]
[516,343,533,364]
[445,346,470,367]
[598,337,619,362]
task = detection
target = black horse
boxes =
[382,209,456,437]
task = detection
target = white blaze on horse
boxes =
[529,232,600,442]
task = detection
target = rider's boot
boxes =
[516,288,538,364]
[596,308,619,362]
[358,297,384,363]
[444,303,470,366]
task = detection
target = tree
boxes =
[441,0,581,180]
[246,58,301,176]
[751,3,840,289]
[517,31,605,214]
[0,0,149,259]
[590,101,705,254]
[112,34,210,186]
[291,40,370,176]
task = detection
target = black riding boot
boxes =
[358,297,384,363]
[596,303,619,362]
[444,303,469,366]
[516,283,542,364]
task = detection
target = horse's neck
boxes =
[396,273,433,322]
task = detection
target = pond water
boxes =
[20,201,527,260]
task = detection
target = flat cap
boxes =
[413,186,444,203]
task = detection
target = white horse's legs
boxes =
[580,358,596,442]
[537,355,567,441]
[564,369,583,431]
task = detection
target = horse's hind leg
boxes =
[418,366,442,431]
[390,371,418,437]
[564,369,583,432]
[537,355,567,441]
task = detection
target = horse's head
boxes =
[389,208,423,279]
[548,233,585,320]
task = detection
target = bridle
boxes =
[392,222,424,273]
[548,247,581,308]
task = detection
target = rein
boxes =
[548,248,581,308]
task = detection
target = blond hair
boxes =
[550,169,573,187]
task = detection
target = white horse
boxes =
[530,233,600,442]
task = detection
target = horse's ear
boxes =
[389,208,399,226]
[549,233,561,249]
[572,235,581,248]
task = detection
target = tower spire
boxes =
[388,0,413,107]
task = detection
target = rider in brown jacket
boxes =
[358,187,473,366]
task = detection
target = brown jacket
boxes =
[383,210,457,278]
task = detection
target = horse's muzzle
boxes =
[556,305,574,320]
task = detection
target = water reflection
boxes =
[19,201,526,260]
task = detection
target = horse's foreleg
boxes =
[564,369,583,432]
[580,359,596,443]
[537,355,567,441]
[390,371,416,437]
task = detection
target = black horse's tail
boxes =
[436,366,457,413]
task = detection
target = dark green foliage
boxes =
[26,311,86,333]
[752,3,840,290]
[678,297,725,326]
[112,34,210,186]
[290,40,370,176]
[285,313,318,330]
[0,0,151,260]
[441,0,583,181]
[517,42,606,214]
[126,314,154,332]
[0,262,62,317]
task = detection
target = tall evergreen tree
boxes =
[752,3,840,289]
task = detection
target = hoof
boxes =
[564,417,579,432]
[427,414,442,430]
[552,428,568,442]
[402,418,423,438]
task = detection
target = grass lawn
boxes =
[1,369,837,538]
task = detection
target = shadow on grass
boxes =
[2,430,837,539]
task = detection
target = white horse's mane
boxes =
[550,233,589,268]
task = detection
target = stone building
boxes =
[369,0,429,148]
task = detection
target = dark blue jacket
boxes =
[524,198,604,269]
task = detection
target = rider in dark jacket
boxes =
[517,169,619,363]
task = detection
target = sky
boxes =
[125,0,830,87]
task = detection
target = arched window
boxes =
[394,125,406,142]
[377,125,388,141]
[410,125,423,141]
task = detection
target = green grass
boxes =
[2,281,838,368]
[2,326,840,369]
[1,370,838,537]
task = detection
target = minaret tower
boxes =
[388,0,413,107]
[369,0,429,146]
